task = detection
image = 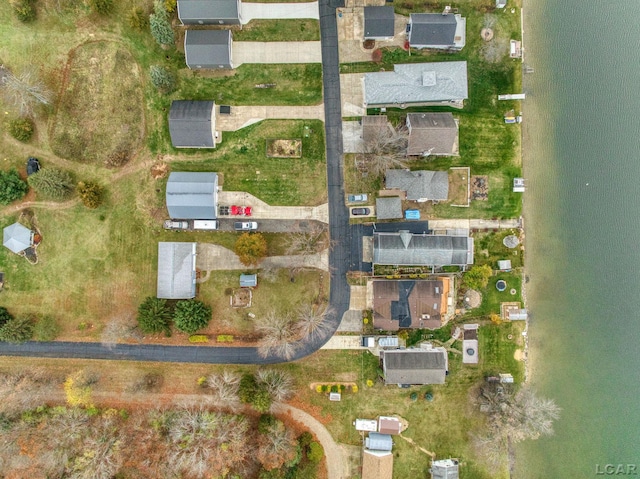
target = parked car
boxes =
[348,194,368,203]
[26,157,40,176]
[351,208,370,216]
[163,220,189,230]
[234,221,258,231]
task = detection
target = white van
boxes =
[192,220,218,231]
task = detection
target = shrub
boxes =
[10,0,36,22]
[321,385,328,392]
[298,431,313,448]
[104,147,131,168]
[464,264,493,290]
[0,307,14,328]
[0,316,34,343]
[33,315,60,341]
[76,181,103,209]
[189,334,209,343]
[239,373,258,404]
[307,442,324,463]
[371,48,382,63]
[137,297,172,335]
[27,167,74,200]
[339,384,346,392]
[7,117,34,142]
[149,65,177,94]
[216,334,234,342]
[128,6,149,29]
[315,385,322,393]
[351,384,358,393]
[0,169,28,205]
[258,414,277,434]
[165,0,177,12]
[150,1,175,47]
[366,379,374,387]
[330,385,338,393]
[89,0,114,15]
[173,299,211,334]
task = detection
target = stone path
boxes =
[217,191,329,222]
[233,41,322,67]
[242,2,319,23]
[215,105,325,131]
[429,218,522,230]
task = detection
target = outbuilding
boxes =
[169,100,216,148]
[185,30,233,69]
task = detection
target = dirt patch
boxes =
[231,288,252,308]
[150,162,169,179]
[49,41,144,164]
[449,167,470,206]
[471,175,489,201]
[266,139,302,158]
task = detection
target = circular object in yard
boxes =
[507,334,514,340]
[466,348,476,356]
[481,28,494,41]
[503,235,520,248]
[425,392,434,402]
[496,280,507,292]
[464,289,482,308]
[510,288,517,295]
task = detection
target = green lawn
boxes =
[233,19,320,41]
[473,229,524,269]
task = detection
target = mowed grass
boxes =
[233,19,320,41]
[49,41,145,163]
[172,120,327,206]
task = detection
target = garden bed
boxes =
[266,139,302,158]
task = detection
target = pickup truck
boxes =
[234,221,258,231]
[163,220,189,230]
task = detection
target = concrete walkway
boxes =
[233,41,322,66]
[217,191,329,222]
[429,218,522,230]
[339,73,365,116]
[196,243,329,272]
[342,120,365,153]
[242,2,319,23]
[216,104,325,131]
[320,335,364,349]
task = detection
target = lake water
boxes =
[516,0,640,476]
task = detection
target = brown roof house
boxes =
[372,279,452,330]
[406,113,459,157]
[381,342,448,385]
[362,449,393,479]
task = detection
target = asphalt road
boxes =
[0,0,350,366]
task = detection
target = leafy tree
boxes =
[89,0,114,15]
[173,299,211,334]
[76,181,103,209]
[128,6,149,30]
[239,373,259,404]
[27,167,74,200]
[235,232,268,266]
[150,1,174,46]
[464,264,493,290]
[307,442,324,463]
[0,307,13,328]
[0,316,34,343]
[33,315,60,341]
[149,65,177,94]
[0,169,28,205]
[10,0,36,22]
[137,297,172,335]
[252,388,273,414]
[258,414,277,434]
[7,117,34,142]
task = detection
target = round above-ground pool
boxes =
[496,279,507,291]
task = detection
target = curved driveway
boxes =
[0,0,350,365]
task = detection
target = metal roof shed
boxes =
[365,433,393,452]
[185,30,233,69]
[2,223,33,254]
[177,0,242,25]
[166,172,218,220]
[157,242,197,299]
[169,100,216,148]
[240,274,257,287]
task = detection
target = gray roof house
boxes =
[376,197,403,220]
[169,101,216,148]
[365,433,393,452]
[381,342,448,385]
[166,172,218,220]
[373,230,474,267]
[177,0,242,25]
[185,30,233,69]
[430,458,460,479]
[406,113,459,156]
[386,169,449,202]
[364,6,395,40]
[408,13,466,50]
[157,242,197,299]
[363,62,468,108]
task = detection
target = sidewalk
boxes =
[428,218,521,230]
[218,191,329,223]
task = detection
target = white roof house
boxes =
[157,242,197,299]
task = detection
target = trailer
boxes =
[192,220,218,230]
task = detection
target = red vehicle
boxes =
[231,205,252,216]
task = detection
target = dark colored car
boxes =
[26,157,40,176]
[351,208,370,216]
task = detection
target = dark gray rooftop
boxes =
[409,13,456,47]
[364,6,395,39]
[169,100,215,148]
[157,242,197,299]
[166,172,218,220]
[382,346,448,384]
[373,231,474,266]
[386,169,449,201]
[406,112,458,156]
[185,30,232,69]
[376,197,403,220]
[364,62,468,106]
[177,0,240,25]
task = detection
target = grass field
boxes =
[233,19,320,41]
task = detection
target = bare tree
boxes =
[295,304,334,342]
[256,369,294,403]
[362,124,409,176]
[256,312,299,360]
[69,418,123,479]
[1,68,52,116]
[256,419,298,471]
[285,223,329,257]
[206,370,241,409]
[0,369,56,417]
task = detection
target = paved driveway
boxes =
[217,191,329,222]
[342,120,364,153]
[216,104,325,131]
[340,73,365,116]
[233,41,322,66]
[242,2,319,23]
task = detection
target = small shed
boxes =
[240,273,257,288]
[185,29,233,69]
[497,260,512,271]
[365,433,393,452]
[496,0,507,8]
[430,458,459,479]
[377,417,402,435]
[355,419,378,432]
[513,178,525,192]
[376,197,402,220]
[2,222,33,254]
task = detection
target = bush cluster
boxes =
[0,308,33,343]
[10,0,36,22]
[0,169,28,205]
[76,181,103,209]
[136,297,212,336]
[89,0,114,15]
[149,65,177,94]
[7,117,34,142]
[128,6,149,30]
[150,0,175,46]
[104,147,130,168]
